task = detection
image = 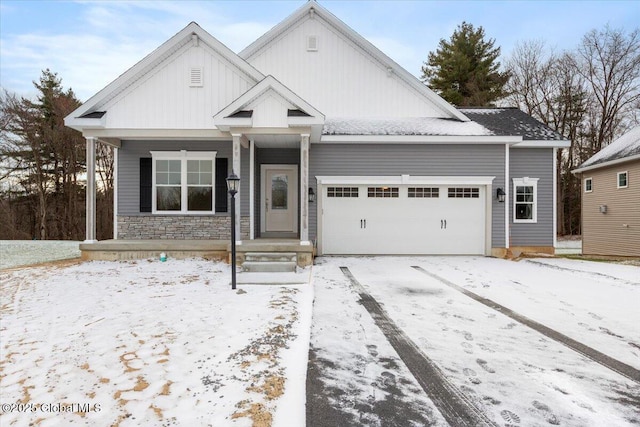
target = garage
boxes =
[318,176,492,255]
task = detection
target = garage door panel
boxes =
[321,184,486,255]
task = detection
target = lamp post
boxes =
[226,172,240,290]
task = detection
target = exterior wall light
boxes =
[496,187,506,203]
[308,187,316,203]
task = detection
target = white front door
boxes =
[261,165,298,233]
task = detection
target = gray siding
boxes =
[118,140,250,216]
[509,148,554,246]
[309,143,506,247]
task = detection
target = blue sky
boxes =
[1,0,638,102]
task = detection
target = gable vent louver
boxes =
[307,35,318,52]
[189,67,203,87]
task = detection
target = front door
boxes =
[261,165,298,233]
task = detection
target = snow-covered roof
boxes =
[322,117,491,136]
[459,107,566,141]
[578,126,640,169]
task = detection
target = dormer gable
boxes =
[214,75,325,140]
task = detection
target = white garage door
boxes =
[321,184,486,255]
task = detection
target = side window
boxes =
[617,171,628,189]
[584,178,592,193]
[512,178,538,223]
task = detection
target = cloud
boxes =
[0,0,275,101]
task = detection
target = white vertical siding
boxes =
[245,16,444,118]
[103,43,256,129]
[247,92,294,128]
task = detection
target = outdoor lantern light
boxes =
[226,172,240,290]
[226,172,240,195]
[496,187,506,203]
[308,187,316,203]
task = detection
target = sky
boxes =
[1,0,638,102]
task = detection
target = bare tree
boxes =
[573,26,640,155]
[505,42,589,235]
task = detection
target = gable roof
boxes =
[574,126,640,173]
[239,1,470,123]
[65,22,264,129]
[214,75,324,124]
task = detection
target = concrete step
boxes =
[244,252,297,263]
[242,261,297,273]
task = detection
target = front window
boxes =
[617,171,628,189]
[151,151,216,214]
[584,178,592,193]
[513,178,538,223]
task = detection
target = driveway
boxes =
[307,256,640,427]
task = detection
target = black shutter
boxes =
[140,158,152,212]
[215,158,228,212]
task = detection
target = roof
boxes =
[323,117,490,136]
[459,108,566,141]
[574,126,640,172]
[65,22,264,127]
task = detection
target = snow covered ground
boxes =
[1,254,638,426]
[311,256,640,426]
[0,259,312,426]
[0,240,81,269]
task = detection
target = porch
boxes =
[79,238,315,267]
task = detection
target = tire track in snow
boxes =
[412,265,640,385]
[340,266,497,427]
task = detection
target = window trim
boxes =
[151,151,217,214]
[512,177,538,223]
[617,171,628,189]
[584,177,592,193]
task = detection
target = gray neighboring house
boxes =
[573,126,640,257]
[65,2,569,262]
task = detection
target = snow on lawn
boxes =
[0,259,312,427]
[0,241,81,269]
[313,256,640,426]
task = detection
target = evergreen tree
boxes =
[421,22,510,106]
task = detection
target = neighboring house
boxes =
[573,127,640,257]
[65,1,569,261]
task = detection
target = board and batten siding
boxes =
[509,148,554,247]
[244,16,445,118]
[582,161,640,257]
[102,43,255,129]
[308,143,506,247]
[118,140,251,216]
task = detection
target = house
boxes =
[573,127,640,257]
[65,1,569,265]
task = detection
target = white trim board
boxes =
[316,175,496,186]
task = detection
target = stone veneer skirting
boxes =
[117,215,250,240]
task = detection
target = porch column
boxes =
[249,139,255,240]
[300,134,310,243]
[232,134,242,241]
[85,137,97,243]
